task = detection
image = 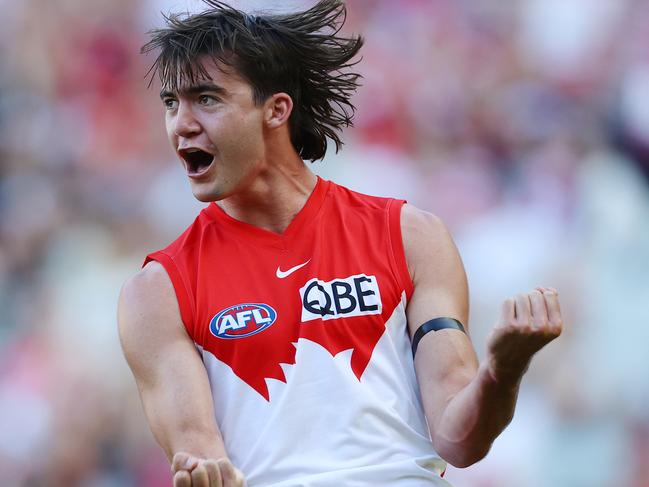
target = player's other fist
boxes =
[172,452,246,487]
[486,287,563,384]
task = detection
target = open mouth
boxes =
[179,148,214,175]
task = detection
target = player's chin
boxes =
[189,181,223,202]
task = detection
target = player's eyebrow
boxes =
[160,83,228,99]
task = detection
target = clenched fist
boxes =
[172,452,246,487]
[486,287,563,384]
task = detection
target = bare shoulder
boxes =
[118,261,178,324]
[400,203,458,277]
[118,261,187,361]
[400,204,469,331]
[400,202,446,230]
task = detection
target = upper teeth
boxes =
[185,148,200,153]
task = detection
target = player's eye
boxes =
[163,98,178,110]
[198,94,218,106]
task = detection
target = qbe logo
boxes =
[299,274,382,322]
[210,303,277,339]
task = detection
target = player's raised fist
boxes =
[486,287,563,384]
[172,452,246,487]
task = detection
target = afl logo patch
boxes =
[210,303,277,339]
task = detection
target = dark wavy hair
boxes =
[142,0,364,161]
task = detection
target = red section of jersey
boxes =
[144,178,413,400]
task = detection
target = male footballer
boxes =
[118,1,563,485]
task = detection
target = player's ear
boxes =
[264,93,293,129]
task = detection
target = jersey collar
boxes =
[206,176,330,248]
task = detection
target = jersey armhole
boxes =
[387,199,414,301]
[143,251,196,339]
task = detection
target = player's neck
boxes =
[218,151,318,235]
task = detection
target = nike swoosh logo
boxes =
[276,259,311,279]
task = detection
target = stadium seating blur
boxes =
[1,1,648,485]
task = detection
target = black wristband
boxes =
[411,317,466,357]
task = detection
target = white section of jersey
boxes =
[198,293,452,486]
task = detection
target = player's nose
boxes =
[173,102,201,138]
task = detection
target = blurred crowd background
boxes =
[1,0,648,485]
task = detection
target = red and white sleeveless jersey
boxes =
[144,178,451,486]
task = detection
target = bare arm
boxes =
[118,262,244,485]
[401,204,562,467]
